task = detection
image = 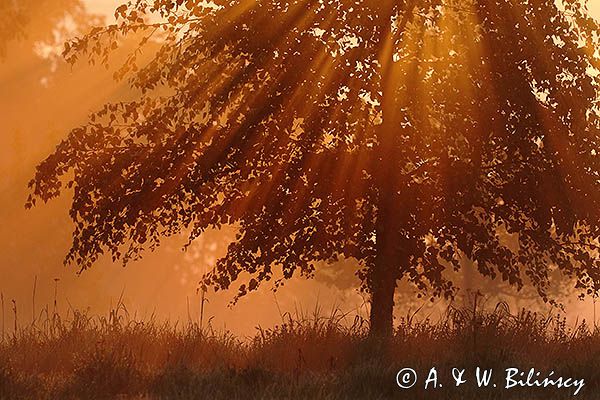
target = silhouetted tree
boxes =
[28,0,600,336]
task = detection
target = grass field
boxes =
[1,299,599,399]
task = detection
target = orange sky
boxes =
[83,0,120,19]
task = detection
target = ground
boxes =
[1,302,599,399]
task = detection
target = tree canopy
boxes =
[28,0,600,332]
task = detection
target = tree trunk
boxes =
[369,1,417,337]
[369,225,400,336]
[369,180,410,336]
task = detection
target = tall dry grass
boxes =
[1,294,599,399]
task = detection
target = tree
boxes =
[0,0,90,59]
[0,1,28,58]
[28,0,600,336]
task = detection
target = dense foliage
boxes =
[28,0,600,312]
